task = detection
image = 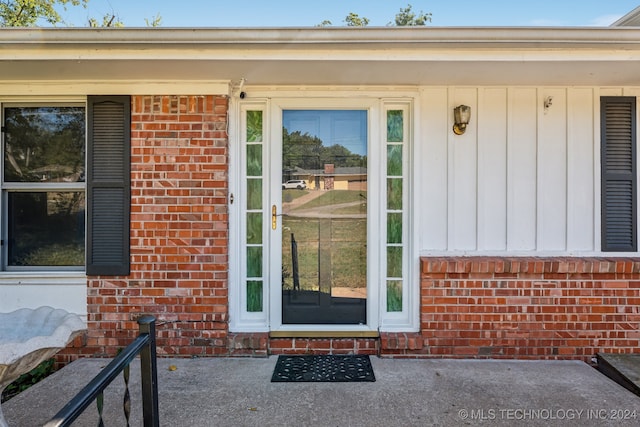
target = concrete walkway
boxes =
[4,357,640,426]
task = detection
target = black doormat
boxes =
[271,355,376,382]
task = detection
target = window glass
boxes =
[4,107,85,183]
[7,192,85,266]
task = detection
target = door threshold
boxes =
[269,330,379,338]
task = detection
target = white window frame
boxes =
[0,98,87,273]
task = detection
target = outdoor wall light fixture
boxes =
[453,104,471,135]
[234,77,246,99]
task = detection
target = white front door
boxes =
[230,94,415,333]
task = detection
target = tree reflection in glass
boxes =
[4,107,85,183]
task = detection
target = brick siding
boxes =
[79,95,229,358]
[412,257,640,361]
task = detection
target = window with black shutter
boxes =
[601,96,637,252]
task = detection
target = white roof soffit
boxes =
[2,27,640,86]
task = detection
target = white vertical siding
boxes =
[478,88,508,250]
[600,88,624,97]
[420,88,449,251]
[507,88,538,250]
[448,88,478,250]
[567,88,595,250]
[538,88,568,250]
[418,86,628,254]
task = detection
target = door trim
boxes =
[270,330,380,338]
[229,89,419,334]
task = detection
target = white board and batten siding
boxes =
[419,86,639,256]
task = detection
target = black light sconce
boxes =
[453,105,471,135]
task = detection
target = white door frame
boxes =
[229,89,419,334]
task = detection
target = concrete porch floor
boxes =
[597,353,640,397]
[4,357,640,426]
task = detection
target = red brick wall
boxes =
[270,338,378,355]
[227,333,378,357]
[406,257,640,361]
[84,95,230,357]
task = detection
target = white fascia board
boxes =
[4,46,640,62]
[3,27,640,54]
[2,26,640,44]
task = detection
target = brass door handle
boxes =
[272,205,277,230]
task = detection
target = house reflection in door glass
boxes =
[281,110,368,324]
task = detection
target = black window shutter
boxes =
[86,96,131,275]
[601,96,637,252]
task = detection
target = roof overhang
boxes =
[612,6,640,27]
[1,27,640,90]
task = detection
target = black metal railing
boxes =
[44,315,159,427]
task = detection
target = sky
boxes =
[55,0,640,28]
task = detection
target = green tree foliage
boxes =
[283,128,365,171]
[88,13,123,28]
[1,0,160,27]
[0,0,87,26]
[320,4,431,27]
[390,4,431,26]
[283,128,323,170]
[344,12,369,27]
[145,12,162,27]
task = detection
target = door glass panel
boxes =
[246,179,262,210]
[387,145,403,176]
[387,212,403,244]
[386,246,403,277]
[247,281,263,312]
[246,145,262,175]
[245,110,264,313]
[247,246,263,277]
[281,110,367,324]
[387,280,403,312]
[246,213,262,245]
[387,110,404,142]
[246,110,263,142]
[385,108,405,313]
[387,178,403,210]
